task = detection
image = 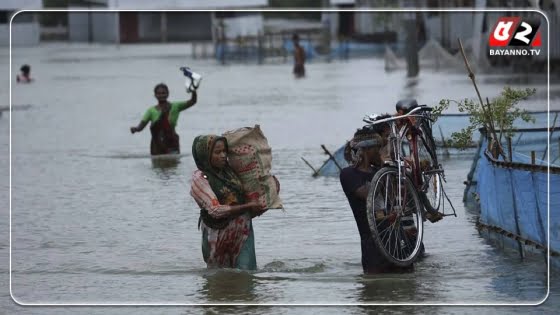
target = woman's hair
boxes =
[153,83,169,94]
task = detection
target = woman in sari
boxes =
[190,135,266,270]
[130,83,197,155]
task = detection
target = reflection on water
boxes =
[151,157,181,171]
[260,260,326,274]
[357,274,419,303]
[200,269,257,303]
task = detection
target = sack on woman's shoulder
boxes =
[223,125,283,210]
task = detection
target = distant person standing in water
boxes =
[130,83,197,155]
[16,64,33,83]
[292,33,306,78]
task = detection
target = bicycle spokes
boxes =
[367,168,424,266]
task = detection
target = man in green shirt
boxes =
[130,83,197,155]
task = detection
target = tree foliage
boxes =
[433,87,536,154]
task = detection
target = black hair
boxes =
[352,125,380,145]
[368,114,392,134]
[354,124,380,137]
[20,64,30,74]
[292,33,300,41]
[154,83,169,94]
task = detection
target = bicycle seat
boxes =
[395,99,419,114]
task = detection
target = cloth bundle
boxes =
[223,125,283,209]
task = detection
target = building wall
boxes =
[221,14,263,38]
[0,22,39,46]
[425,13,474,50]
[138,13,160,41]
[68,11,214,43]
[354,12,403,35]
[0,0,41,46]
[68,12,90,42]
[138,12,212,42]
[105,0,267,9]
[93,12,118,42]
[324,9,405,41]
[1,0,42,10]
[548,10,560,59]
[167,13,212,41]
[68,11,117,43]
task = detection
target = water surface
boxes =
[1,43,559,313]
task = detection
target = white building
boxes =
[0,0,42,46]
[67,0,267,43]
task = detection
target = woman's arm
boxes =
[191,171,260,218]
[226,201,261,217]
[178,90,197,112]
[131,108,152,134]
[130,120,148,134]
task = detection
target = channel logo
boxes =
[489,17,542,47]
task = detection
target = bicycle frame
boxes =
[365,106,438,209]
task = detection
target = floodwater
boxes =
[1,43,559,314]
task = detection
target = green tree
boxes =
[433,87,536,159]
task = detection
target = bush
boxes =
[433,87,536,159]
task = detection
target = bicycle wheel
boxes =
[366,167,424,267]
[417,132,443,213]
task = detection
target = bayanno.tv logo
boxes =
[488,17,542,56]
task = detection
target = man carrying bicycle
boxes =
[340,127,417,274]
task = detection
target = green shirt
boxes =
[142,101,188,128]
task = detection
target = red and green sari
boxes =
[191,135,256,270]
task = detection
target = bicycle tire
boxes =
[366,166,424,267]
[417,126,443,213]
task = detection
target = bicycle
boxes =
[362,100,449,267]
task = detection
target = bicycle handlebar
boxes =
[363,105,432,125]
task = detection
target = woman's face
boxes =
[154,86,169,102]
[210,140,227,169]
